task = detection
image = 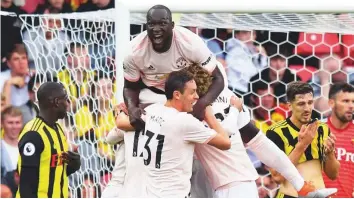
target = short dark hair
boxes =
[286,81,313,102]
[37,82,65,108]
[250,79,269,94]
[146,5,172,21]
[65,42,86,55]
[6,43,28,60]
[165,70,194,100]
[329,82,354,99]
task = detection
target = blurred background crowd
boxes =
[1,0,354,197]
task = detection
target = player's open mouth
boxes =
[153,35,163,44]
[192,101,197,106]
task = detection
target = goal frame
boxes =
[114,0,354,103]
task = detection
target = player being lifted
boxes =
[187,64,338,198]
[123,4,225,131]
[266,82,340,198]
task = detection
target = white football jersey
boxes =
[124,26,217,91]
[119,130,146,197]
[194,88,258,190]
[142,104,217,197]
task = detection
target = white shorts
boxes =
[101,183,123,198]
[214,181,259,198]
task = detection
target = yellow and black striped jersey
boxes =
[266,117,330,164]
[16,116,69,198]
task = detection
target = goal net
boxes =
[3,7,353,197]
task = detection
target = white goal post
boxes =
[114,0,354,103]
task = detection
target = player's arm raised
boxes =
[18,131,44,197]
[123,55,145,131]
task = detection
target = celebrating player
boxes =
[266,81,340,198]
[188,64,338,198]
[16,82,81,198]
[323,82,354,198]
[123,4,225,131]
[141,70,230,197]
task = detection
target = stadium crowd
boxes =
[1,0,354,198]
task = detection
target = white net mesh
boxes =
[2,9,353,197]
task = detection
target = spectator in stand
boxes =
[248,79,287,133]
[1,0,26,72]
[33,0,72,14]
[76,0,114,12]
[76,173,101,198]
[225,30,267,98]
[187,27,226,66]
[0,184,13,198]
[1,167,20,197]
[22,14,70,73]
[70,71,115,195]
[58,42,95,113]
[323,83,354,198]
[256,166,279,198]
[0,107,23,177]
[1,94,10,114]
[74,70,116,160]
[312,54,347,117]
[0,44,30,109]
[249,45,301,103]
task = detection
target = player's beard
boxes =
[334,108,352,123]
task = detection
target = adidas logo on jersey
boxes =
[336,147,354,162]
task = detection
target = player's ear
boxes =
[171,21,175,29]
[287,101,292,112]
[173,90,181,100]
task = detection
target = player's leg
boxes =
[214,181,259,198]
[190,157,214,198]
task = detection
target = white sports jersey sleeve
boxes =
[183,114,217,144]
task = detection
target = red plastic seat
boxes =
[289,65,318,82]
[295,32,341,55]
[342,34,354,66]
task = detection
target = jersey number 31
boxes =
[133,130,165,169]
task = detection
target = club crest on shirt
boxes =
[176,57,188,68]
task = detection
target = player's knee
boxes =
[239,122,260,143]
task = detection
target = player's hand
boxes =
[324,134,336,155]
[191,100,206,121]
[10,76,26,88]
[298,121,318,149]
[129,107,146,131]
[352,187,354,198]
[61,151,81,172]
[230,96,243,112]
[114,103,128,118]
